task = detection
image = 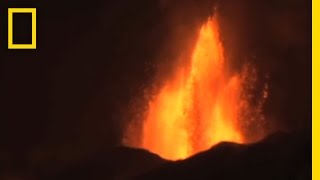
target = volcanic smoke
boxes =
[125,17,267,160]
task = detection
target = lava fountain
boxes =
[125,17,267,160]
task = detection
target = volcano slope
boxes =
[136,132,310,180]
[44,132,310,180]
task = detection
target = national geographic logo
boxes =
[0,7,37,50]
[8,8,36,49]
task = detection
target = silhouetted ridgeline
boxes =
[36,132,310,180]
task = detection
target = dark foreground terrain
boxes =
[38,132,310,180]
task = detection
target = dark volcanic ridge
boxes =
[43,132,310,180]
[136,132,310,180]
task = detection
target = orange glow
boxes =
[125,17,267,160]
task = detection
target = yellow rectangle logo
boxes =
[8,8,37,49]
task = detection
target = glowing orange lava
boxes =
[125,17,267,160]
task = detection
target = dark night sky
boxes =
[0,0,311,175]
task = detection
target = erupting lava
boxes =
[125,17,267,160]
